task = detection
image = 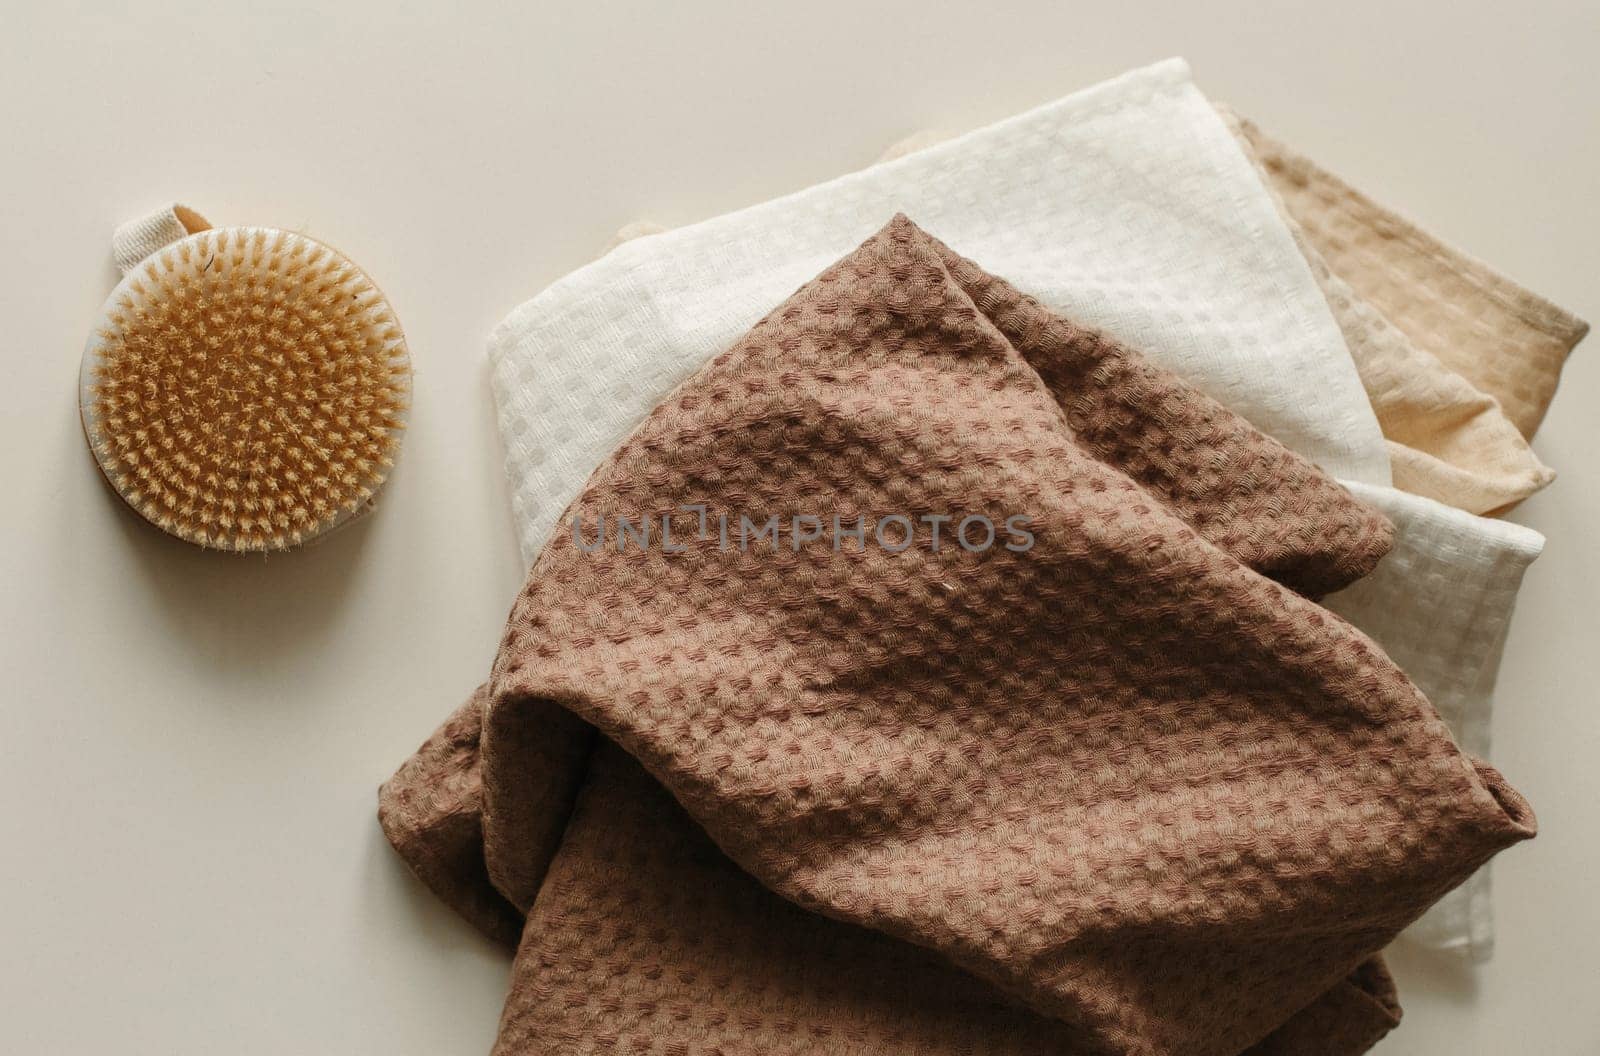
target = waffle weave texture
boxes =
[489,68,1574,960]
[518,63,1590,953]
[1224,117,1561,516]
[382,218,1534,1055]
[487,58,1390,571]
[1240,122,1588,444]
[875,111,1584,518]
[1322,481,1542,959]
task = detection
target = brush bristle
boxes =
[85,228,411,551]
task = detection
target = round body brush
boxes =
[81,208,411,551]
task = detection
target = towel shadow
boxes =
[363,822,511,960]
[1383,939,1481,1006]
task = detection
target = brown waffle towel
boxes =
[381,217,1534,1055]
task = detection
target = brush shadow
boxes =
[79,403,388,682]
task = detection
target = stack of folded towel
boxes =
[380,60,1585,1054]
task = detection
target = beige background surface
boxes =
[1,2,1595,1053]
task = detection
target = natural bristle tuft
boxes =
[82,228,411,552]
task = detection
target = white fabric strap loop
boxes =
[111,203,210,274]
